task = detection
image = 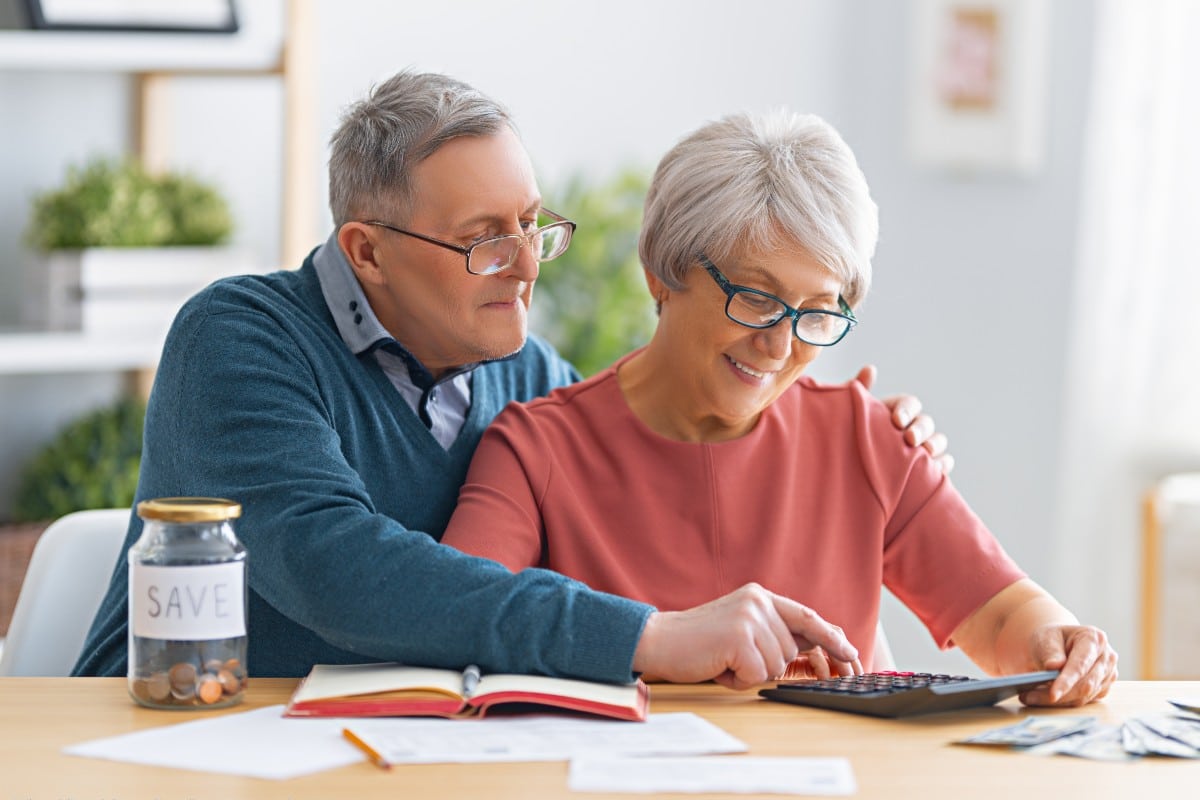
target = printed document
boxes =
[568,756,856,795]
[64,706,745,778]
[345,711,746,764]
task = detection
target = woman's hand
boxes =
[1019,624,1119,707]
[953,579,1119,707]
[854,365,953,472]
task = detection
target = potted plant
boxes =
[22,156,256,336]
[10,396,145,524]
[0,396,144,638]
[533,167,657,377]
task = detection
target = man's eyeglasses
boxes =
[362,208,576,276]
[699,254,857,347]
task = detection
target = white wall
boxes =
[0,0,1116,673]
[310,0,848,221]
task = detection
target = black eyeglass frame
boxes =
[698,254,858,347]
[361,208,576,276]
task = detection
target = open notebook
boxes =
[285,662,648,721]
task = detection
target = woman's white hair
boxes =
[638,110,877,307]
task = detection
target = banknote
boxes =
[1123,719,1199,758]
[1120,721,1150,755]
[1132,714,1200,755]
[958,716,1097,747]
[1027,724,1136,762]
[1168,698,1200,716]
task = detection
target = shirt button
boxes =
[349,301,358,311]
[353,313,363,324]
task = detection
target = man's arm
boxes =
[143,302,646,682]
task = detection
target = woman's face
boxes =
[649,244,843,440]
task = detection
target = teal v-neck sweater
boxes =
[73,256,651,679]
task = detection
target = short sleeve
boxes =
[851,384,1026,647]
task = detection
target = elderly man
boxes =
[75,71,946,687]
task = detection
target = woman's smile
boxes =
[725,354,770,383]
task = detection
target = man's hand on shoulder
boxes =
[855,364,954,473]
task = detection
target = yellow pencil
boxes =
[343,727,391,770]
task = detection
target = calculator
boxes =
[758,670,1060,718]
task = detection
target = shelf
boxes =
[0,31,279,71]
[0,1,283,72]
[0,0,312,380]
[0,331,160,375]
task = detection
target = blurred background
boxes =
[1,0,1197,679]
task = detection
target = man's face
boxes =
[363,128,542,375]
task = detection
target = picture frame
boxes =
[907,0,1050,175]
[25,0,238,34]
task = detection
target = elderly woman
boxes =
[442,111,1117,706]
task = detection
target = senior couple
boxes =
[76,70,1115,707]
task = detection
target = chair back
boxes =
[0,508,129,677]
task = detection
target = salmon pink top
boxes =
[442,360,1024,669]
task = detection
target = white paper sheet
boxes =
[346,711,747,764]
[63,705,362,780]
[568,755,856,795]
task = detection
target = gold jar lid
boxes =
[136,497,242,522]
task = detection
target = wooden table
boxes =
[2,679,1197,798]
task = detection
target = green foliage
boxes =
[12,398,145,523]
[156,172,235,246]
[25,157,233,251]
[533,168,657,377]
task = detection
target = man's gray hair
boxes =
[638,110,877,307]
[328,70,515,226]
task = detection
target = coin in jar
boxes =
[197,674,224,704]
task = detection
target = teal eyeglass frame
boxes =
[698,254,857,347]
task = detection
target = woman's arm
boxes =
[950,578,1118,706]
[441,405,548,571]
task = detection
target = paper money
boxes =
[1134,714,1200,755]
[959,704,1200,762]
[958,716,1097,747]
[1120,721,1150,755]
[1168,698,1200,715]
[1027,724,1137,762]
[1122,718,1200,758]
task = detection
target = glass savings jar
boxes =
[127,498,247,710]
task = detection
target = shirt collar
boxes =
[314,229,520,387]
[313,229,393,356]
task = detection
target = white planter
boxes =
[23,246,262,337]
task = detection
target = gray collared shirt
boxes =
[312,231,472,450]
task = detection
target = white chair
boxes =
[0,508,129,677]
